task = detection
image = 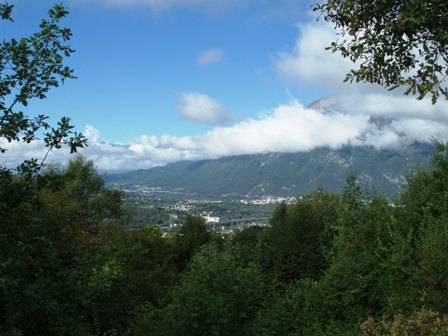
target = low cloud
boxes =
[3,96,448,171]
[197,48,224,66]
[178,92,230,125]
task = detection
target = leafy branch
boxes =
[0,3,87,180]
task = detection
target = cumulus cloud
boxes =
[275,22,354,88]
[275,20,399,95]
[197,48,224,66]
[178,92,230,125]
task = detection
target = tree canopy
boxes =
[0,3,86,178]
[314,0,448,103]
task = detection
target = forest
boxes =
[2,147,448,335]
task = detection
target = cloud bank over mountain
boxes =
[3,96,447,171]
[3,19,448,171]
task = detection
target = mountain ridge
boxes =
[104,143,435,197]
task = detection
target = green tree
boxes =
[416,218,448,313]
[133,246,268,336]
[314,0,448,103]
[258,191,340,283]
[231,226,265,265]
[41,156,123,235]
[80,224,177,335]
[252,279,359,336]
[174,215,212,271]
[399,143,448,229]
[397,143,448,313]
[323,191,391,319]
[0,157,123,335]
[0,2,86,179]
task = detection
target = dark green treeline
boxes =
[2,144,448,335]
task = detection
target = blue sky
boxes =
[3,0,448,170]
[6,0,321,141]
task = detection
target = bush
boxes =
[361,310,448,336]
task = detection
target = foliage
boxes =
[231,226,265,265]
[258,191,340,283]
[396,143,448,313]
[133,246,268,336]
[321,187,405,320]
[0,157,123,335]
[80,224,177,335]
[252,279,344,336]
[40,156,123,232]
[174,215,212,271]
[314,0,448,103]
[416,218,448,313]
[399,142,448,228]
[0,2,86,178]
[3,147,448,335]
[361,310,448,336]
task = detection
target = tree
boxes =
[397,143,448,313]
[0,2,86,179]
[133,246,268,336]
[174,215,212,271]
[40,156,123,233]
[231,226,265,265]
[80,224,177,335]
[314,0,448,103]
[252,279,359,336]
[0,157,124,335]
[258,191,340,283]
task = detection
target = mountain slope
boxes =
[105,143,434,197]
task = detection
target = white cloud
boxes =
[197,48,224,66]
[4,95,447,171]
[275,22,355,90]
[178,92,230,125]
[275,20,406,96]
[274,18,448,146]
[84,125,102,142]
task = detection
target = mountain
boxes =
[105,143,435,198]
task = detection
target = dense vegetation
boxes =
[2,144,448,335]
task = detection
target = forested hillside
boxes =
[106,142,434,197]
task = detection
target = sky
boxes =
[2,0,448,171]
